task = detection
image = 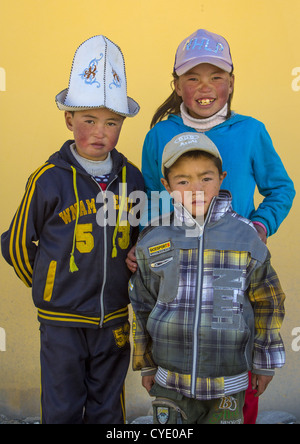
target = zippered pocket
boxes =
[151,257,173,268]
[149,253,178,303]
[43,261,57,302]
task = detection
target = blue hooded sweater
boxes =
[141,113,295,236]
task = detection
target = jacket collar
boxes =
[174,190,233,233]
[47,140,126,176]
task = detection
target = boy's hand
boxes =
[251,374,273,397]
[142,375,156,393]
[126,245,138,273]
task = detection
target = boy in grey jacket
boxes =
[129,132,285,424]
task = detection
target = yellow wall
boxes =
[0,0,299,420]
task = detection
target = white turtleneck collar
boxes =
[180,102,228,132]
[70,143,113,177]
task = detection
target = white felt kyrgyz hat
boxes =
[55,35,140,117]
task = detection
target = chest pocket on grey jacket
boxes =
[150,252,179,303]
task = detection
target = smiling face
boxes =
[65,108,125,161]
[174,63,234,119]
[161,152,226,218]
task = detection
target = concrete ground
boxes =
[0,410,298,424]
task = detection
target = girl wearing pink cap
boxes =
[128,29,295,424]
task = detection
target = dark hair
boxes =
[150,70,234,128]
[164,150,223,183]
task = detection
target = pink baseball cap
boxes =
[174,29,233,76]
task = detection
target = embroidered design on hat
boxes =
[109,69,122,89]
[79,54,103,88]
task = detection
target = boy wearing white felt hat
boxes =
[56,35,139,116]
[1,35,144,424]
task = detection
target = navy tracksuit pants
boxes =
[40,321,130,424]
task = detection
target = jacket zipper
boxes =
[190,198,216,398]
[191,228,204,397]
[92,175,118,328]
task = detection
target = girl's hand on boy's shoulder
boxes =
[126,245,138,273]
[254,225,267,244]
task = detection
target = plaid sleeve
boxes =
[248,256,286,370]
[129,253,158,371]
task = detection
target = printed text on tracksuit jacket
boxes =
[1,140,145,329]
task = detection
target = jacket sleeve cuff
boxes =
[141,367,157,377]
[252,368,275,376]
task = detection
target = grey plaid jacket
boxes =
[129,191,285,400]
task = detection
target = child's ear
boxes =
[220,171,227,185]
[64,111,74,131]
[229,74,235,95]
[161,177,171,194]
[174,78,183,98]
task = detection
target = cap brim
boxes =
[175,57,233,76]
[162,144,222,176]
[55,89,140,117]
